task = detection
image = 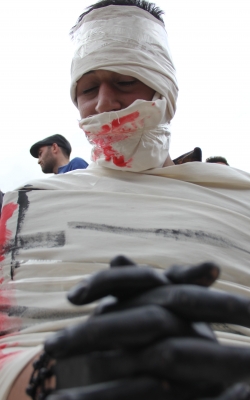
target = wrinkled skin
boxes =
[44,256,250,400]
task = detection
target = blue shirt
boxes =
[58,158,88,174]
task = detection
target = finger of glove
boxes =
[46,377,212,400]
[67,267,169,306]
[165,262,220,287]
[110,255,137,268]
[45,306,215,359]
[46,377,168,400]
[54,338,250,386]
[96,285,250,328]
[198,383,250,400]
[67,261,220,306]
[142,338,250,385]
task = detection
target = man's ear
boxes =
[51,143,59,154]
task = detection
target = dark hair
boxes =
[206,156,229,166]
[70,0,164,37]
[59,146,71,158]
[47,144,70,158]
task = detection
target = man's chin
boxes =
[41,167,53,174]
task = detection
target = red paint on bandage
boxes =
[0,202,21,338]
[0,203,18,262]
[102,145,129,167]
[100,111,140,135]
[0,349,21,370]
[87,111,142,167]
[0,342,19,350]
[111,111,140,129]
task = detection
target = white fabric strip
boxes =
[79,97,171,171]
[70,5,178,122]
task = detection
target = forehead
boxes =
[78,70,134,82]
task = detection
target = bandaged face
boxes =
[71,5,178,172]
[76,70,156,118]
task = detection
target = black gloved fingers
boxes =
[198,383,250,400]
[96,284,250,328]
[110,257,220,287]
[67,267,169,305]
[166,262,220,287]
[46,377,168,400]
[68,257,221,306]
[45,305,215,359]
[49,338,250,388]
[46,376,219,400]
[142,338,250,384]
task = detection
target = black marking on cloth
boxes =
[68,221,250,256]
[1,305,90,320]
[4,231,66,255]
[4,232,65,255]
[11,191,30,277]
[17,231,65,249]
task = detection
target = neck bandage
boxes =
[71,5,178,171]
[79,97,170,171]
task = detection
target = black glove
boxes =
[47,382,250,400]
[43,256,250,400]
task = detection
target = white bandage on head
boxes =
[70,5,178,122]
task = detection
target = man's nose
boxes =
[95,83,122,114]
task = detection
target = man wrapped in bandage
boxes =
[2,1,250,400]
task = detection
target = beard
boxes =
[41,159,55,174]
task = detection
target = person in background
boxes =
[30,134,88,174]
[206,156,229,166]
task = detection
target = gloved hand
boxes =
[43,256,250,400]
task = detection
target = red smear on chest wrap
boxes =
[0,289,20,333]
[0,202,21,338]
[0,342,19,350]
[0,349,22,370]
[0,203,18,262]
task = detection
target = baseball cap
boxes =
[30,134,72,158]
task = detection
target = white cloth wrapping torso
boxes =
[1,162,250,399]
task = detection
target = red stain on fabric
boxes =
[102,145,130,167]
[85,111,142,167]
[100,111,140,135]
[111,111,140,129]
[0,342,19,350]
[0,202,21,339]
[0,289,20,334]
[0,349,22,370]
[0,203,18,262]
[0,336,20,369]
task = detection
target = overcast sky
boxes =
[0,0,249,193]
